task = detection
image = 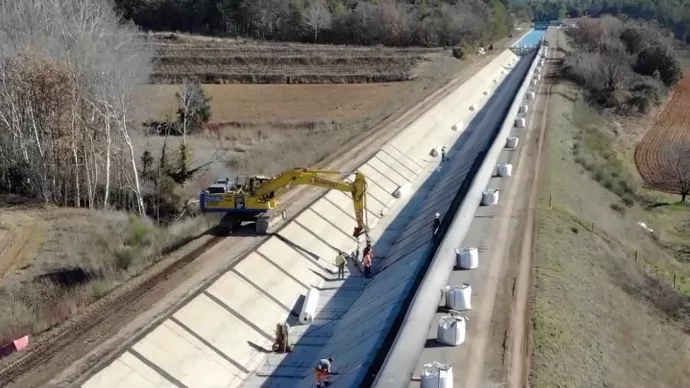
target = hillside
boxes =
[530,30,690,388]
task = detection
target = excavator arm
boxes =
[252,168,369,238]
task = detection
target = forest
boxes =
[3,0,689,215]
[523,0,690,43]
[114,0,514,47]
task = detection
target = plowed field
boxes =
[635,73,690,193]
[144,33,439,84]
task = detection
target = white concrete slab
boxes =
[82,351,178,388]
[131,321,240,388]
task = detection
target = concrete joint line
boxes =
[378,148,419,178]
[370,155,413,185]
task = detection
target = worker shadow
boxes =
[258,52,538,387]
[247,340,272,354]
[423,339,448,349]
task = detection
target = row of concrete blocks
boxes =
[425,46,545,384]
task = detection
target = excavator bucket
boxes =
[353,226,363,238]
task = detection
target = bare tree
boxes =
[665,144,690,203]
[303,0,332,43]
[176,80,211,144]
[0,0,151,213]
[598,54,630,93]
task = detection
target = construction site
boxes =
[0,21,551,387]
[3,9,689,388]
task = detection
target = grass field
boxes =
[0,202,214,345]
[530,79,690,387]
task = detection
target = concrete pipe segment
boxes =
[77,39,537,388]
[371,46,541,388]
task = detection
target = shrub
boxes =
[610,202,626,213]
[451,47,465,59]
[635,45,682,87]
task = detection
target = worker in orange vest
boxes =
[362,243,373,278]
[314,357,334,388]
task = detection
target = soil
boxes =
[462,59,552,388]
[0,210,42,279]
[635,73,690,193]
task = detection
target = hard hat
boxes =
[435,213,440,218]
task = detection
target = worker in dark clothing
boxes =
[363,251,373,278]
[362,243,372,258]
[432,213,441,237]
[362,243,373,278]
[315,357,334,388]
[441,146,447,162]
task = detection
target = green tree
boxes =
[635,45,682,87]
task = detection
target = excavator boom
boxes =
[250,168,369,238]
[200,168,370,238]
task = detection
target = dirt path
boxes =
[505,59,552,388]
[0,48,511,388]
[0,212,41,279]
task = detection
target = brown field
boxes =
[138,83,409,122]
[133,34,516,178]
[635,72,690,193]
[145,33,440,84]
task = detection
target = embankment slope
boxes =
[531,82,690,388]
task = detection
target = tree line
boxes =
[114,0,513,47]
[523,0,690,44]
[0,0,212,221]
[562,16,682,114]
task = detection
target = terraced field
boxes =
[635,72,690,193]
[144,34,441,84]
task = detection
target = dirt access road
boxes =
[461,39,554,388]
[0,47,513,388]
[0,210,42,279]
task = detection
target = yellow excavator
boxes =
[199,168,370,239]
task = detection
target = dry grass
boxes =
[530,81,690,388]
[0,207,214,345]
[136,83,409,122]
[143,32,440,84]
[134,41,510,181]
